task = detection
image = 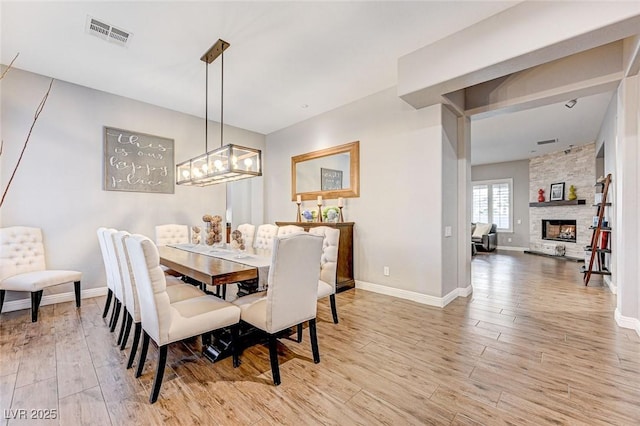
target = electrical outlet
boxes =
[517,219,522,225]
[444,226,452,237]
[383,266,390,276]
[508,237,512,242]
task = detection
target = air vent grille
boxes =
[536,139,558,145]
[86,16,132,47]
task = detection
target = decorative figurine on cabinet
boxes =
[537,188,545,202]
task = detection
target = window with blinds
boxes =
[472,179,513,231]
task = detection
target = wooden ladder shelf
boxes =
[582,174,612,286]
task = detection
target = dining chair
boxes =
[113,231,205,369]
[154,224,189,246]
[233,233,323,385]
[276,224,304,237]
[96,227,117,321]
[98,228,126,333]
[0,226,81,322]
[237,223,256,249]
[253,224,278,250]
[308,226,340,323]
[125,234,241,403]
[297,226,340,341]
[154,224,190,277]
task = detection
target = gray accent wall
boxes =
[471,159,530,249]
[0,67,265,302]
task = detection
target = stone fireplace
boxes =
[528,143,596,259]
[541,219,577,243]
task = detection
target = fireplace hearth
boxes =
[542,219,577,243]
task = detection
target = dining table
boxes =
[158,243,273,362]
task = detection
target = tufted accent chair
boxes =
[253,224,279,250]
[154,224,189,246]
[237,223,256,249]
[276,224,304,238]
[232,233,323,385]
[125,234,241,403]
[0,226,82,322]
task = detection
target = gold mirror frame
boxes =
[291,141,360,201]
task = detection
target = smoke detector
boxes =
[85,16,132,47]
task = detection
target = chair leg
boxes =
[127,323,142,369]
[117,309,127,345]
[296,324,303,343]
[74,281,81,307]
[108,299,117,328]
[102,289,113,318]
[110,300,121,333]
[120,312,133,350]
[230,324,240,368]
[309,318,320,364]
[330,294,339,324]
[150,345,168,404]
[268,335,281,386]
[0,290,5,314]
[136,331,150,378]
[31,290,44,323]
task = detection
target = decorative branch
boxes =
[0,53,19,81]
[0,53,19,160]
[0,78,54,209]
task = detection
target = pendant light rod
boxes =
[205,62,208,153]
[220,49,224,149]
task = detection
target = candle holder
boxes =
[338,206,344,222]
[296,202,302,222]
[317,203,323,223]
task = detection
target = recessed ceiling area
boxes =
[470,91,614,166]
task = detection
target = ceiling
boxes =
[1,1,615,164]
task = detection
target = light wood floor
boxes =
[1,251,639,425]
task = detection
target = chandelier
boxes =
[176,39,262,186]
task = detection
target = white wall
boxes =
[615,74,640,329]
[441,106,459,296]
[471,160,530,249]
[0,68,265,302]
[265,87,454,299]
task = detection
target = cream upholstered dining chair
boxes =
[253,224,279,250]
[154,224,189,246]
[97,227,117,321]
[276,224,304,237]
[0,226,82,322]
[112,231,203,369]
[125,234,241,403]
[233,233,323,386]
[309,226,340,324]
[237,223,256,249]
[98,228,125,333]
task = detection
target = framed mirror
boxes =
[291,141,360,201]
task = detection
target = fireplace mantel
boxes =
[529,200,586,207]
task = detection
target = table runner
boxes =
[169,243,271,290]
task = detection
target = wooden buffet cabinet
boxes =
[275,222,354,292]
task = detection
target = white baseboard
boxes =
[604,276,616,294]
[615,308,640,337]
[355,280,471,308]
[496,246,527,252]
[1,287,108,314]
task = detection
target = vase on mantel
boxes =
[537,189,545,202]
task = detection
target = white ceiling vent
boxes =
[85,16,132,47]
